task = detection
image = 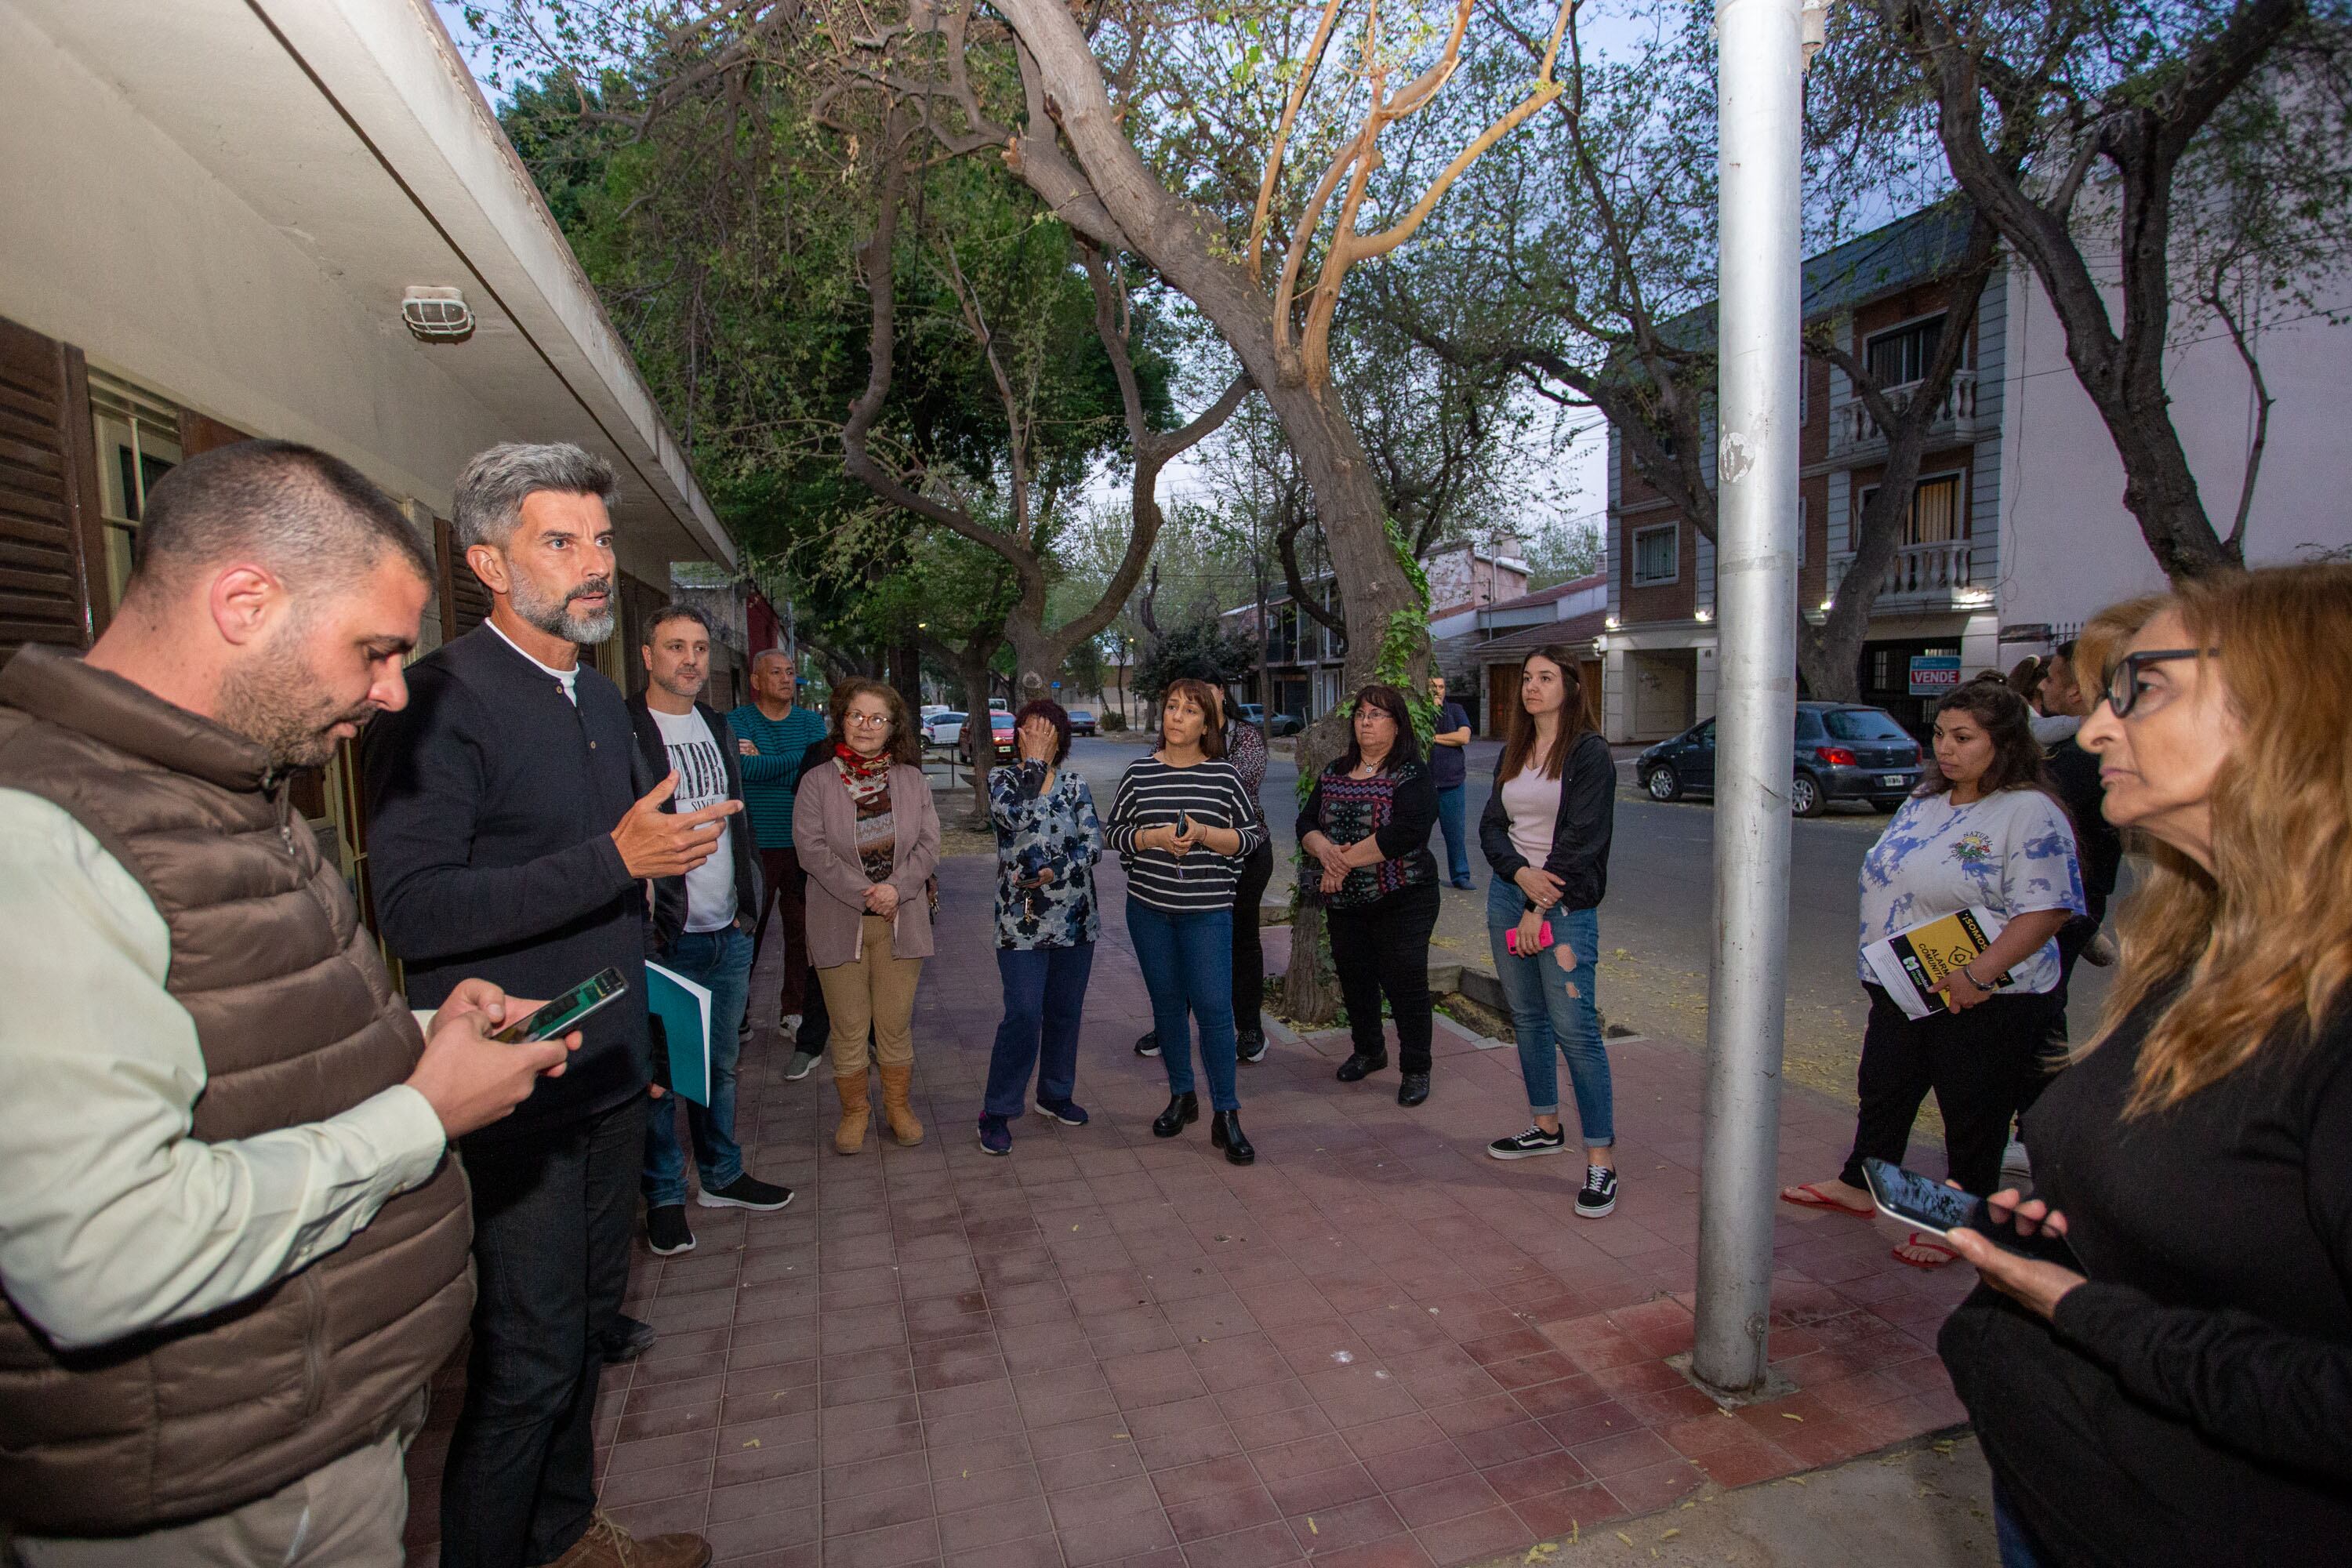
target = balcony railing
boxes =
[1828,368,1980,461]
[1829,539,1985,611]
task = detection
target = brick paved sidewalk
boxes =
[405,854,1977,1568]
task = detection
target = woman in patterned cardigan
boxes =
[977,701,1105,1155]
[1298,684,1443,1107]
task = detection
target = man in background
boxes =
[730,648,826,1069]
[365,442,729,1568]
[630,604,793,1261]
[1428,673,1477,889]
[0,441,569,1562]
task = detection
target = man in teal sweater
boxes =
[728,650,827,1065]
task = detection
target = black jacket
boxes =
[626,691,762,949]
[2045,734,2122,911]
[361,624,652,1140]
[1478,730,1615,910]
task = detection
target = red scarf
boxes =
[833,741,892,808]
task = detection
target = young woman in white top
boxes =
[1780,680,2083,1268]
[1476,648,1621,1217]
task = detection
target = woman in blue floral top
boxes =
[978,700,1105,1156]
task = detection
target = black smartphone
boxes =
[490,967,630,1044]
[1860,1158,2084,1271]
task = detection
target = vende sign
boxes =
[1909,655,1963,696]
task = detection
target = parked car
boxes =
[1066,709,1098,736]
[923,711,966,749]
[962,710,1018,764]
[1635,702,1922,817]
[1236,702,1304,738]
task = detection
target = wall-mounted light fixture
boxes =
[1696,608,1714,623]
[401,286,474,343]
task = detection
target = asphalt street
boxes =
[981,735,2112,1111]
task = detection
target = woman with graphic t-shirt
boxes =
[1780,681,2084,1269]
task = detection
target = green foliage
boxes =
[1133,619,1258,699]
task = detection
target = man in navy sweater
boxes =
[363,444,734,1568]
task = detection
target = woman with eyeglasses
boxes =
[1299,684,1443,1105]
[1939,566,2352,1567]
[977,701,1104,1156]
[1780,681,2084,1267]
[794,677,940,1154]
[1106,678,1266,1163]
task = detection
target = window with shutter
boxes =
[0,316,101,666]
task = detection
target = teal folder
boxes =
[645,961,712,1106]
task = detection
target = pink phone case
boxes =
[1506,920,1555,956]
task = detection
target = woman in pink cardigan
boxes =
[793,678,941,1153]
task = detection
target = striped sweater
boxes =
[726,702,828,848]
[1106,757,1267,912]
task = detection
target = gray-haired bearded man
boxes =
[364,442,730,1568]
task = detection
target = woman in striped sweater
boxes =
[1107,678,1268,1163]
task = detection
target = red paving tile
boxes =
[401,854,1976,1566]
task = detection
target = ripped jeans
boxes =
[1486,875,1612,1146]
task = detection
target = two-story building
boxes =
[1225,537,1530,724]
[1597,200,2352,742]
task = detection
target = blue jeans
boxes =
[1486,876,1611,1145]
[985,943,1095,1119]
[1126,898,1240,1112]
[643,925,752,1206]
[1994,1486,2045,1568]
[1436,784,1472,883]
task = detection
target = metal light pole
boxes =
[1692,0,1813,1399]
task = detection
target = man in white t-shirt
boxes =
[626,604,793,1260]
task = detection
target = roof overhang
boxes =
[4,0,732,574]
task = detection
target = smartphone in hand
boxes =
[1505,920,1555,956]
[1861,1159,2084,1270]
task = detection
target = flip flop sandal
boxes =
[1891,1232,1962,1270]
[1779,1181,1875,1218]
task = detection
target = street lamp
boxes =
[1692,0,1811,1403]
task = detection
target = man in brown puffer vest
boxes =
[0,441,579,1563]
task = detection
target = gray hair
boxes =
[642,601,713,644]
[451,441,618,550]
[751,648,793,673]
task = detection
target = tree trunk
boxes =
[1279,705,1350,1028]
[956,655,996,830]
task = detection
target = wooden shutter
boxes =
[434,518,491,637]
[0,316,103,665]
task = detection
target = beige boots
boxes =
[833,1065,923,1152]
[833,1070,870,1155]
[878,1063,924,1146]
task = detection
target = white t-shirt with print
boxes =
[1857,787,2085,993]
[651,705,738,933]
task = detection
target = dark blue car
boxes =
[1635,702,1922,817]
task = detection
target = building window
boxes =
[1864,314,1949,387]
[89,375,183,612]
[1857,474,1965,547]
[1631,522,1678,586]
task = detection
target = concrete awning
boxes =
[0,0,731,581]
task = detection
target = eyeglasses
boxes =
[2102,648,2217,719]
[846,711,893,728]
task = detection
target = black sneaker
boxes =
[1487,1125,1568,1161]
[646,1203,696,1255]
[978,1115,1012,1156]
[697,1174,794,1212]
[782,1050,820,1081]
[600,1313,659,1364]
[1236,1029,1269,1065]
[1134,1030,1161,1058]
[1036,1098,1089,1126]
[1577,1163,1618,1218]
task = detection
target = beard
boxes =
[216,637,381,771]
[510,568,616,645]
